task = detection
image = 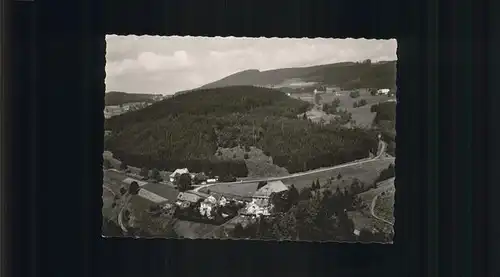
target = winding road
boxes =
[193,139,391,193]
[103,184,131,233]
[370,184,395,227]
[103,185,115,196]
[117,195,131,233]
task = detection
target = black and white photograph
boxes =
[102,36,397,243]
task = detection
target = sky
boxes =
[105,36,397,95]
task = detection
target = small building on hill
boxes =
[169,168,189,182]
[243,181,289,216]
[376,88,390,95]
[313,88,326,95]
[253,181,288,199]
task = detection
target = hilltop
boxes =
[104,86,379,177]
[199,60,396,90]
[105,91,162,106]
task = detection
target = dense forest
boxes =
[199,60,396,91]
[371,102,397,156]
[105,86,379,176]
[372,102,397,124]
[105,91,158,106]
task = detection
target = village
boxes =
[103,128,395,240]
[102,82,397,239]
[104,94,168,119]
[102,37,397,241]
[105,162,295,229]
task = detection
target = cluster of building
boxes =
[175,191,236,219]
[375,88,391,95]
[241,180,290,216]
[168,168,218,184]
[313,86,342,95]
[172,179,291,223]
[104,102,153,119]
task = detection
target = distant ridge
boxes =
[105,91,161,106]
[199,60,396,90]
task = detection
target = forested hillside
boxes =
[105,86,379,176]
[199,60,396,90]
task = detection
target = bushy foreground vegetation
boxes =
[231,180,391,242]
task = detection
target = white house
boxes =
[248,180,289,210]
[169,168,189,182]
[377,89,390,95]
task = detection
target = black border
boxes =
[10,0,491,275]
[0,0,10,275]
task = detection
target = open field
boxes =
[318,89,395,127]
[287,158,394,191]
[216,146,289,178]
[140,182,179,203]
[128,195,157,216]
[349,104,377,127]
[199,158,394,198]
[103,169,179,203]
[293,89,395,127]
[199,182,259,199]
[319,89,393,110]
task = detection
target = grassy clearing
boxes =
[129,195,156,216]
[318,90,395,128]
[141,182,179,203]
[350,104,377,127]
[292,89,395,127]
[216,146,289,178]
[199,182,259,199]
[319,89,392,110]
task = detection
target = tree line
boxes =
[112,149,249,178]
